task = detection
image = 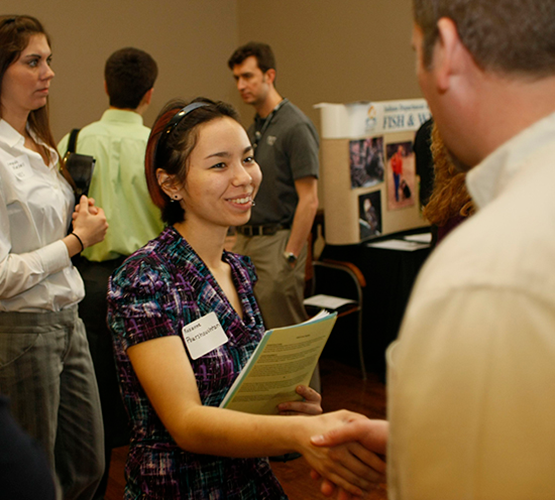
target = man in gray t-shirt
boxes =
[228,42,319,331]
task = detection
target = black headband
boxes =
[154,102,209,167]
[0,17,17,29]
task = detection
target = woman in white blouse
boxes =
[0,15,108,500]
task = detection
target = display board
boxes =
[315,100,431,245]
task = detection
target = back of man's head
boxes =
[413,0,555,77]
[105,47,158,110]
[227,41,275,74]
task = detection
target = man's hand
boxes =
[295,411,386,497]
[309,418,389,498]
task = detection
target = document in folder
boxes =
[220,310,337,415]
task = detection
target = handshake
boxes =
[305,414,389,499]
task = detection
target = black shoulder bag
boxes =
[62,128,96,197]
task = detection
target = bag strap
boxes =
[66,128,81,155]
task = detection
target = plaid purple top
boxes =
[107,226,287,499]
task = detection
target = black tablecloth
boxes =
[320,231,431,377]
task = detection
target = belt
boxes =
[236,223,291,236]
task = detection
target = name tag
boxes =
[8,156,32,180]
[182,312,229,360]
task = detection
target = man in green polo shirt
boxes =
[58,47,162,500]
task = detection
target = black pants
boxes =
[74,255,129,500]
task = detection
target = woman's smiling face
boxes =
[179,116,262,230]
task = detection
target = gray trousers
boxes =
[0,306,104,500]
[234,230,320,391]
[234,230,308,329]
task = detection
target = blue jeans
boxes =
[394,172,400,201]
[0,306,104,500]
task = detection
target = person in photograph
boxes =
[364,137,384,184]
[350,140,365,188]
[359,194,381,240]
[391,145,403,201]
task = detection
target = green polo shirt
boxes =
[58,109,164,262]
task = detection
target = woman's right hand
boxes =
[71,195,108,248]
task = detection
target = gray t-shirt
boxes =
[247,100,319,226]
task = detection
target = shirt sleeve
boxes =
[107,255,185,352]
[284,121,319,181]
[0,187,71,299]
[388,286,555,499]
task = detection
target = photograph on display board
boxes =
[386,140,415,210]
[349,136,385,188]
[358,190,382,240]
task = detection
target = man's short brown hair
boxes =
[413,0,555,77]
[227,42,276,74]
[105,47,158,109]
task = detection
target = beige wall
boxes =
[2,0,241,140]
[3,0,421,139]
[235,0,422,130]
[233,0,422,213]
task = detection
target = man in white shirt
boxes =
[310,1,555,498]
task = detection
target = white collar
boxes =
[467,111,555,209]
[0,118,58,166]
[0,119,25,149]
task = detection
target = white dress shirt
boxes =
[387,111,555,499]
[0,119,84,312]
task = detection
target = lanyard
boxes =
[253,98,289,150]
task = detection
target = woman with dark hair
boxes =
[107,97,382,499]
[0,15,107,500]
